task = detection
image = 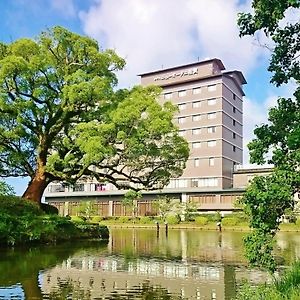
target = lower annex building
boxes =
[44,58,267,216]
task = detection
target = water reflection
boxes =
[0,229,300,299]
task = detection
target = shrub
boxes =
[139,216,152,224]
[195,216,208,226]
[222,217,239,226]
[74,224,109,239]
[91,216,103,223]
[230,212,249,222]
[0,195,43,216]
[41,203,58,215]
[166,214,180,225]
[0,196,110,246]
[70,216,85,223]
[296,219,300,226]
[118,216,130,223]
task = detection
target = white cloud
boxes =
[79,0,291,165]
[79,0,269,87]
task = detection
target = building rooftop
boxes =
[138,58,225,77]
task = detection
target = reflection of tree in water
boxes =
[47,278,91,300]
[0,241,107,299]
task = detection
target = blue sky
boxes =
[0,0,291,195]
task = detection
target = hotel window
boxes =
[207,140,217,147]
[233,106,236,113]
[164,93,172,99]
[207,126,216,133]
[178,130,186,137]
[178,90,187,97]
[192,114,202,122]
[233,132,236,139]
[207,98,217,106]
[191,179,199,187]
[178,117,186,124]
[199,177,218,187]
[192,128,201,135]
[167,179,188,188]
[233,119,236,126]
[192,101,201,108]
[233,146,236,152]
[207,113,216,119]
[192,142,201,148]
[193,87,201,94]
[73,184,84,192]
[178,103,187,111]
[207,84,216,92]
[209,158,215,166]
[194,158,200,167]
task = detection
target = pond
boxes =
[0,228,300,299]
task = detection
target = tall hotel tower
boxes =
[139,59,246,190]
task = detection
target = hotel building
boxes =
[45,59,250,215]
[140,58,245,190]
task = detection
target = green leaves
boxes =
[0,27,188,203]
[0,181,15,196]
[238,1,300,271]
[238,1,300,86]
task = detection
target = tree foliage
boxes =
[238,0,300,86]
[153,195,180,221]
[0,27,189,204]
[0,181,15,196]
[122,190,142,218]
[238,1,300,272]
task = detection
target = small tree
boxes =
[122,190,141,218]
[153,196,180,221]
[76,201,97,221]
[181,200,198,221]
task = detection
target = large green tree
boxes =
[238,1,300,271]
[0,27,189,205]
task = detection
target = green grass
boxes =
[236,262,300,299]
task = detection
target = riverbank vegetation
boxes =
[237,0,300,273]
[235,262,300,300]
[68,212,300,232]
[0,195,109,246]
[234,0,300,298]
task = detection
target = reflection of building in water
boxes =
[41,255,228,299]
[41,255,267,300]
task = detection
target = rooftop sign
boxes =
[154,67,198,81]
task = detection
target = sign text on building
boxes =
[154,67,198,81]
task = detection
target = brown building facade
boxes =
[139,58,246,190]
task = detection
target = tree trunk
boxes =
[22,171,48,205]
[22,275,43,300]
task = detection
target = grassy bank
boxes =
[236,261,300,299]
[71,214,300,232]
[100,222,300,232]
[0,195,109,246]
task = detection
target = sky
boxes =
[0,0,293,195]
